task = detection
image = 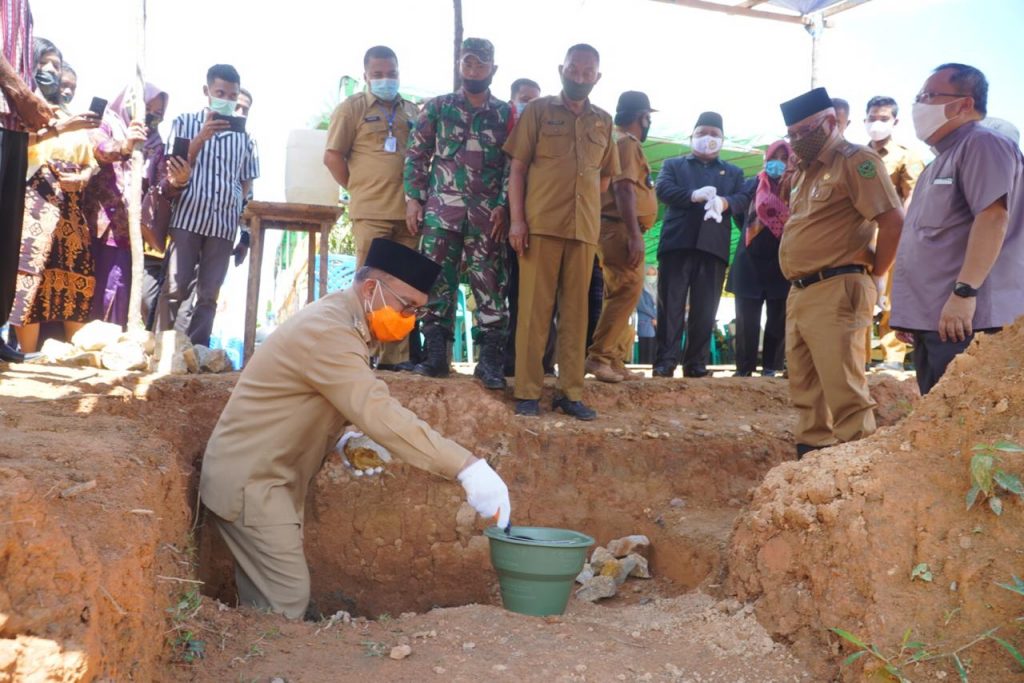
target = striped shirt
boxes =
[0,0,34,131]
[167,110,259,241]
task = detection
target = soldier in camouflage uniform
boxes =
[404,37,511,390]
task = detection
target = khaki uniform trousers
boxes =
[865,270,907,364]
[786,273,877,448]
[352,218,420,365]
[515,234,595,401]
[213,514,310,620]
[587,218,644,367]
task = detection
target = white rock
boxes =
[101,340,148,371]
[64,351,104,368]
[119,328,155,354]
[590,546,615,571]
[575,563,595,585]
[389,644,412,660]
[71,320,123,351]
[196,345,231,373]
[606,535,651,559]
[575,575,617,602]
[627,553,652,579]
[39,338,74,360]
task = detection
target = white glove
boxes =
[703,195,725,223]
[336,431,392,477]
[458,459,511,528]
[691,186,718,204]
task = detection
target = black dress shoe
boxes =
[761,369,778,377]
[552,395,596,421]
[683,367,710,378]
[515,399,540,417]
[0,341,29,363]
[376,361,415,372]
[652,365,674,378]
[733,370,753,377]
[796,443,822,460]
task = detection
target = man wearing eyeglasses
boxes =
[890,64,1024,395]
[404,38,511,390]
[200,238,512,620]
[778,87,904,460]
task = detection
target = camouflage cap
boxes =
[461,37,495,63]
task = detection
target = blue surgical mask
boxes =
[209,97,236,116]
[765,159,786,179]
[370,78,400,102]
[514,101,527,116]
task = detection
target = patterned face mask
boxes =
[790,124,830,167]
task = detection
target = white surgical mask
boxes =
[692,134,722,156]
[912,101,955,142]
[865,119,894,142]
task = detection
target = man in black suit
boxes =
[653,111,751,377]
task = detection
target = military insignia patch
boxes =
[857,161,877,179]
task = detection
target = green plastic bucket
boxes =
[484,526,595,616]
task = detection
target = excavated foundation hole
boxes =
[0,366,918,680]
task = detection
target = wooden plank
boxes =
[306,232,316,304]
[243,216,263,365]
[319,221,330,298]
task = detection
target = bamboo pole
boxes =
[126,0,147,330]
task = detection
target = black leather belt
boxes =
[791,265,867,289]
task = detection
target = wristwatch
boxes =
[953,281,979,298]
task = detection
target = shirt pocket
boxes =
[582,129,607,169]
[360,119,390,147]
[809,182,835,203]
[914,185,960,239]
[436,109,467,158]
[537,124,571,159]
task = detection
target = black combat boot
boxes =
[473,330,507,390]
[413,326,450,378]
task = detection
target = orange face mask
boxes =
[365,281,416,343]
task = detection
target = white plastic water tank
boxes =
[284,129,341,206]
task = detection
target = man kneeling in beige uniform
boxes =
[200,239,511,619]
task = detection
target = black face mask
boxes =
[640,125,650,143]
[145,112,162,130]
[35,70,60,103]
[462,74,493,95]
[561,76,594,102]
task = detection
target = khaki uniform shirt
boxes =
[601,130,657,229]
[199,288,470,526]
[875,139,925,203]
[503,94,620,245]
[325,92,419,220]
[779,135,902,281]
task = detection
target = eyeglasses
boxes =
[375,279,429,319]
[914,91,965,104]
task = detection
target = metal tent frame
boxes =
[652,0,875,87]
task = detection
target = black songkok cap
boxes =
[694,111,723,131]
[617,91,656,114]
[780,87,833,126]
[364,239,441,294]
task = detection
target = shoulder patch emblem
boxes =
[857,160,877,179]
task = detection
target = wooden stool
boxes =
[242,201,343,365]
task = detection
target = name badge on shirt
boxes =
[364,115,381,122]
[933,177,953,185]
[384,135,398,153]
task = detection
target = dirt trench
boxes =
[0,364,917,681]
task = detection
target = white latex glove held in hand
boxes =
[703,195,725,223]
[458,459,511,528]
[691,186,718,204]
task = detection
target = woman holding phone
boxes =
[83,83,169,326]
[8,38,100,353]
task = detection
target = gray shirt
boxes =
[891,122,1024,331]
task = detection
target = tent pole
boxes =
[807,12,824,89]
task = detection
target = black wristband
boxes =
[953,281,978,298]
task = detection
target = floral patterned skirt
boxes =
[9,161,96,325]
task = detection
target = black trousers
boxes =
[0,129,29,326]
[655,249,726,372]
[734,296,786,374]
[912,329,1000,395]
[637,337,656,364]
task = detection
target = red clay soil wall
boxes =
[727,322,1024,681]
